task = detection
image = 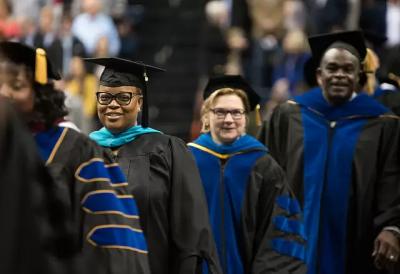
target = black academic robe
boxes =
[374,89,400,116]
[110,132,222,274]
[35,126,150,274]
[188,134,301,274]
[262,88,400,274]
[0,101,54,274]
[241,153,307,274]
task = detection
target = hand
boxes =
[372,230,400,270]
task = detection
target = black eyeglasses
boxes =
[210,108,246,119]
[96,92,142,106]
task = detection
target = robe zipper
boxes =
[219,160,227,274]
[316,120,337,274]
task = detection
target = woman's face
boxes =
[97,85,142,134]
[208,94,246,144]
[0,64,35,115]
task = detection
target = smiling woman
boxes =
[204,90,248,144]
[188,75,296,274]
[96,85,143,133]
[87,57,222,274]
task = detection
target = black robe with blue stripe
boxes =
[189,134,303,274]
[262,87,400,274]
[34,126,150,274]
[102,132,222,274]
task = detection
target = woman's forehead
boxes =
[213,94,244,106]
[0,62,29,80]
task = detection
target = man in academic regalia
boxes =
[260,30,400,274]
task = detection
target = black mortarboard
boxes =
[204,75,260,111]
[363,30,387,50]
[84,57,164,127]
[308,30,367,66]
[0,41,61,84]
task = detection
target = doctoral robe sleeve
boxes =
[49,132,151,274]
[241,154,306,274]
[168,137,222,274]
[266,103,291,168]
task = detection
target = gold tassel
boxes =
[35,48,47,85]
[255,104,262,126]
[363,48,379,95]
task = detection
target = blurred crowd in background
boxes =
[1,0,399,139]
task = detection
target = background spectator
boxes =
[64,56,98,133]
[71,0,120,57]
[60,12,85,75]
[32,5,63,72]
[0,0,21,39]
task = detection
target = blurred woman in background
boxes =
[0,41,150,274]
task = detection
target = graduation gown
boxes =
[263,87,400,274]
[0,101,55,274]
[34,126,150,274]
[373,87,400,116]
[189,133,302,274]
[105,132,221,274]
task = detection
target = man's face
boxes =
[317,48,360,105]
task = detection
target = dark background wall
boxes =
[133,0,205,141]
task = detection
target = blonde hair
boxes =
[200,88,250,132]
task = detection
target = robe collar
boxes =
[293,87,389,121]
[89,125,161,148]
[191,133,267,155]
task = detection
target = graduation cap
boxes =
[204,75,262,125]
[204,75,260,111]
[363,30,387,50]
[83,57,165,128]
[308,30,367,66]
[0,41,61,84]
